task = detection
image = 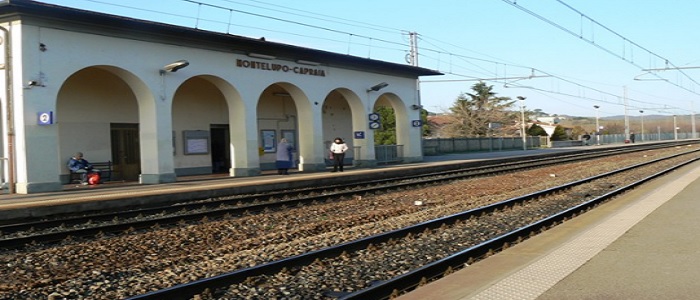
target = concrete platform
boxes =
[0,147,582,221]
[397,159,700,300]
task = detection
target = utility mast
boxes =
[624,86,629,141]
[408,31,418,66]
[408,32,423,111]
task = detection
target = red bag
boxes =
[329,152,334,160]
[87,172,101,185]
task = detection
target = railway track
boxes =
[0,143,685,249]
[127,146,700,300]
[1,144,698,299]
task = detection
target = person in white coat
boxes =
[329,137,348,172]
[275,138,294,175]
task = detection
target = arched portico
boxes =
[372,92,422,162]
[198,76,258,177]
[322,88,377,167]
[171,75,258,178]
[56,66,150,184]
[56,65,180,186]
[257,83,321,172]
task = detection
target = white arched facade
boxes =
[0,1,441,194]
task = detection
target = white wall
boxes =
[5,20,424,193]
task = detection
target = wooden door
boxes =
[210,125,230,173]
[110,123,140,181]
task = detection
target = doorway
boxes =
[210,124,230,173]
[110,123,140,181]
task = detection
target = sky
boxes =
[36,0,700,118]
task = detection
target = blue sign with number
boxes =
[354,131,365,139]
[38,111,53,125]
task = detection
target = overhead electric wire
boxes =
[219,0,405,35]
[182,0,406,49]
[554,0,700,88]
[500,0,700,97]
[65,0,693,115]
[414,34,687,114]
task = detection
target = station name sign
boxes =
[236,59,326,77]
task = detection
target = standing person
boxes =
[275,138,294,175]
[630,132,635,143]
[329,137,348,172]
[67,152,101,185]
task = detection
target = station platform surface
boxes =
[398,156,700,300]
[0,147,579,216]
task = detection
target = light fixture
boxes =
[160,59,189,74]
[296,60,320,66]
[367,82,389,92]
[25,80,43,88]
[273,92,291,97]
[411,104,423,110]
[248,53,276,60]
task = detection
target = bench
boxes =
[69,161,113,183]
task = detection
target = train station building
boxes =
[0,0,442,194]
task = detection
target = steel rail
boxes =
[126,149,699,300]
[0,144,685,249]
[341,155,700,300]
[0,143,676,234]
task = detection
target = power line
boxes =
[499,0,700,97]
[220,0,404,35]
[61,0,695,115]
[182,0,406,48]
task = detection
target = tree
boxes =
[527,123,548,136]
[373,106,396,145]
[532,108,548,118]
[550,125,569,141]
[420,108,431,137]
[371,106,431,143]
[440,82,516,137]
[571,125,587,138]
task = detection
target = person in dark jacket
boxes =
[67,152,100,185]
[275,138,294,175]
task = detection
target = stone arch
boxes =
[56,65,153,182]
[373,92,411,159]
[321,88,366,163]
[256,82,310,171]
[195,75,253,175]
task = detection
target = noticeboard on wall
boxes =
[261,129,276,153]
[183,130,210,155]
[281,130,296,148]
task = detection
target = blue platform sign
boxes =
[412,120,422,127]
[354,131,365,139]
[38,111,53,125]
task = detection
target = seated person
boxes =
[68,152,101,185]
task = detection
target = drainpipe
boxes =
[0,25,14,194]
